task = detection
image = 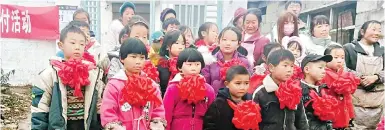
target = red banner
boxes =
[0,4,59,40]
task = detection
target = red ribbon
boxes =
[291,65,304,80]
[143,61,159,82]
[168,57,178,81]
[228,100,262,130]
[305,90,339,121]
[177,75,207,104]
[82,52,96,65]
[275,78,302,110]
[321,68,360,95]
[51,59,96,98]
[120,75,162,108]
[218,58,246,80]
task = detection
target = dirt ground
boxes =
[1,85,31,130]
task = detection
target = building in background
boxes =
[248,0,384,45]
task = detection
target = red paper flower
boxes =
[218,59,246,80]
[291,65,304,80]
[50,59,96,98]
[306,90,339,121]
[168,57,178,80]
[82,52,96,65]
[143,61,159,82]
[228,100,262,130]
[377,117,385,130]
[321,68,360,95]
[177,75,206,104]
[275,78,302,110]
[248,74,267,94]
[120,75,162,108]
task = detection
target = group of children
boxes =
[31,2,384,130]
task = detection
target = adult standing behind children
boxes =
[104,2,135,53]
[344,20,384,129]
[301,15,339,55]
[266,11,299,44]
[241,8,270,67]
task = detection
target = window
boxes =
[174,5,206,37]
[81,1,101,41]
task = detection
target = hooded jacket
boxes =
[252,75,309,130]
[100,70,165,130]
[107,46,124,79]
[202,51,252,94]
[203,88,252,130]
[31,56,104,130]
[163,73,215,130]
[301,34,339,55]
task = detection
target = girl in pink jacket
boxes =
[163,48,215,130]
[101,38,166,130]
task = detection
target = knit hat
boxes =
[160,8,176,22]
[233,7,247,24]
[151,31,164,42]
[120,2,136,16]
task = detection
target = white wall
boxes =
[221,0,248,28]
[0,0,74,85]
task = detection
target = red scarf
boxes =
[304,90,339,121]
[228,100,262,130]
[120,75,162,108]
[218,58,246,80]
[195,39,217,52]
[177,75,207,104]
[51,59,96,98]
[275,78,302,110]
[143,61,159,82]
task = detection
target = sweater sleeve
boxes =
[295,101,310,130]
[203,101,220,130]
[100,82,121,127]
[163,85,177,130]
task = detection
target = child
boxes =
[163,18,180,33]
[282,36,305,66]
[150,31,165,66]
[157,30,186,96]
[300,54,335,130]
[252,49,309,130]
[163,48,215,130]
[160,8,176,23]
[101,38,165,130]
[203,65,256,130]
[56,20,103,64]
[195,22,218,65]
[179,25,194,48]
[254,42,282,75]
[31,25,104,130]
[202,27,252,94]
[72,8,94,37]
[323,45,358,129]
[108,20,150,79]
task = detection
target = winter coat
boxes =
[300,81,332,130]
[31,56,104,130]
[301,34,340,55]
[100,70,165,130]
[241,31,270,66]
[157,56,173,97]
[211,46,248,57]
[252,75,309,130]
[163,73,215,130]
[103,19,124,53]
[202,51,252,94]
[203,87,252,130]
[107,46,124,79]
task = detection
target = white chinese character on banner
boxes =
[11,9,21,33]
[21,10,31,33]
[1,8,10,33]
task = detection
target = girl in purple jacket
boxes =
[202,27,253,94]
[163,48,215,130]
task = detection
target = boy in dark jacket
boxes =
[203,65,252,130]
[252,49,309,130]
[300,54,333,130]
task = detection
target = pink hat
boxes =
[234,8,247,21]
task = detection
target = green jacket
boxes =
[31,57,104,130]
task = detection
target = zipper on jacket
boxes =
[283,109,287,130]
[192,104,196,129]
